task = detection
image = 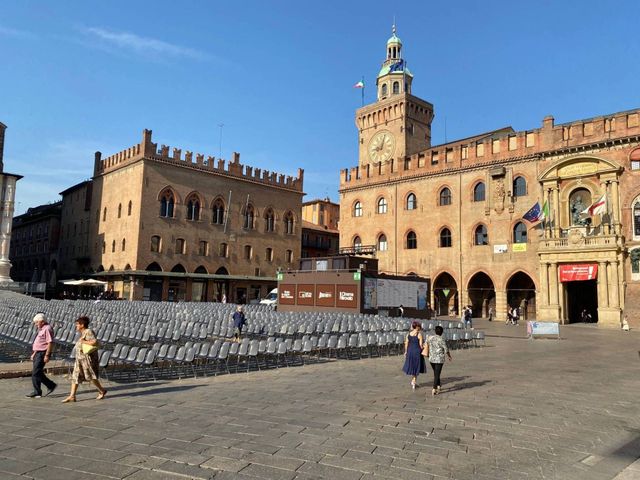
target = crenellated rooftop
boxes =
[341,108,640,191]
[94,129,304,192]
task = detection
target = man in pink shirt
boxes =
[27,313,57,398]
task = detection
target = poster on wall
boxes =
[336,284,358,308]
[559,264,598,282]
[278,284,296,305]
[363,277,377,309]
[296,284,315,306]
[376,279,419,308]
[315,284,335,307]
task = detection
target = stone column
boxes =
[611,180,620,235]
[552,186,560,237]
[598,261,609,308]
[608,261,620,308]
[0,174,19,284]
[543,189,550,238]
[495,289,507,322]
[600,181,610,235]
[549,262,559,306]
[539,262,550,306]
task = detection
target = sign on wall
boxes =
[559,264,598,282]
[315,284,335,307]
[512,243,527,252]
[494,244,508,254]
[336,284,358,308]
[297,284,315,306]
[278,284,296,305]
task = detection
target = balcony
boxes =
[339,245,377,256]
[538,231,622,252]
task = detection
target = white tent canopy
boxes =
[60,279,107,286]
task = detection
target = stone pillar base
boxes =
[538,305,561,322]
[597,308,622,329]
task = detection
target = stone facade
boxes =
[301,198,340,258]
[89,129,304,303]
[339,30,640,328]
[58,181,92,279]
[9,201,61,284]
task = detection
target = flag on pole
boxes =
[541,200,549,221]
[523,202,543,223]
[581,194,607,216]
[353,80,364,88]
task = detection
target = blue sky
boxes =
[2,1,639,215]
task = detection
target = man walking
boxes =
[26,313,57,398]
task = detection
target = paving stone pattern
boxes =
[1,320,639,479]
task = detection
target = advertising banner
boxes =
[278,284,296,305]
[363,277,377,309]
[559,264,598,282]
[296,284,315,306]
[527,321,560,339]
[336,284,358,308]
[315,284,335,307]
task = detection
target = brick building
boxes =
[58,181,93,279]
[9,201,61,285]
[89,129,304,302]
[301,198,339,258]
[339,27,640,328]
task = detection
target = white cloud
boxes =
[0,26,35,39]
[79,26,209,61]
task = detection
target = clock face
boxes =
[368,131,395,163]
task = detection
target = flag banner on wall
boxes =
[581,194,607,216]
[353,80,364,88]
[559,264,598,282]
[523,202,543,223]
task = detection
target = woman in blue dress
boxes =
[402,321,426,389]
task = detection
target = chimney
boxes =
[542,115,555,129]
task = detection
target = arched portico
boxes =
[433,272,458,316]
[467,272,495,318]
[506,271,536,320]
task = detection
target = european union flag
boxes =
[389,60,404,72]
[523,202,542,223]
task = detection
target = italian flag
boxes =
[353,80,364,88]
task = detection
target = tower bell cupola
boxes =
[377,24,413,100]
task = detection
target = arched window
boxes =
[103,207,107,221]
[377,233,388,251]
[121,238,126,251]
[128,201,132,216]
[212,198,225,225]
[513,176,527,197]
[284,211,294,234]
[474,224,488,245]
[353,236,362,252]
[264,208,275,232]
[186,194,201,221]
[265,247,273,262]
[473,182,485,202]
[381,83,388,97]
[439,187,452,206]
[406,231,417,249]
[353,201,363,217]
[117,203,122,218]
[392,81,400,94]
[160,190,175,218]
[634,201,640,237]
[513,222,527,243]
[244,245,252,260]
[176,238,186,254]
[377,197,388,214]
[150,235,161,252]
[406,193,417,210]
[218,242,228,257]
[243,204,255,230]
[286,250,293,263]
[440,228,452,248]
[111,240,116,252]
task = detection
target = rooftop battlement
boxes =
[94,129,304,192]
[341,108,640,190]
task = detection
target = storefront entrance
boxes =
[565,279,598,323]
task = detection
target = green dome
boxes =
[377,63,413,78]
[387,33,402,46]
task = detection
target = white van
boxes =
[259,288,278,308]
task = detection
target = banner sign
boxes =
[278,285,296,305]
[559,264,598,282]
[315,284,335,307]
[527,321,560,339]
[512,243,527,252]
[297,284,315,306]
[494,244,508,254]
[336,284,358,308]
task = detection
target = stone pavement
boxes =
[1,320,639,480]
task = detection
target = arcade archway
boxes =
[506,271,536,320]
[467,272,495,318]
[433,272,458,316]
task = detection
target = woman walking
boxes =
[426,325,452,396]
[402,321,426,389]
[62,316,107,403]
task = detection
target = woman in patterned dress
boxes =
[61,316,107,403]
[426,325,453,396]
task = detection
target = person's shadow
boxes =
[442,379,491,393]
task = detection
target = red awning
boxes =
[559,264,598,282]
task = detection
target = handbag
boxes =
[81,343,98,354]
[421,340,430,357]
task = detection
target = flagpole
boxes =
[361,75,365,107]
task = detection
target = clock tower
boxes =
[356,25,434,167]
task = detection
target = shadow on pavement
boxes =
[443,379,491,393]
[106,384,205,399]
